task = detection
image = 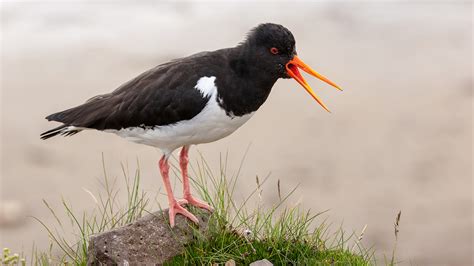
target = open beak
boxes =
[286,56,342,112]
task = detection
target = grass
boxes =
[0,248,26,265]
[31,156,149,265]
[167,152,373,265]
[2,152,390,265]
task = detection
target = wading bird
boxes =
[41,23,341,227]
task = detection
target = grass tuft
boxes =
[32,154,149,265]
[167,152,372,265]
[23,152,375,265]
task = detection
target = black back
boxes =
[45,52,221,130]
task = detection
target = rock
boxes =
[250,259,273,266]
[87,207,212,265]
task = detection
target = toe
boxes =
[187,196,213,211]
[168,210,176,227]
[169,202,199,225]
[177,207,199,224]
[177,198,189,205]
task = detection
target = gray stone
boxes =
[87,208,212,265]
[249,259,273,266]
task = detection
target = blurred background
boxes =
[0,1,472,265]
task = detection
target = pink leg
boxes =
[179,146,213,211]
[159,155,198,227]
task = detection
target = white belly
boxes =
[107,76,254,154]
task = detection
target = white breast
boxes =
[107,76,254,154]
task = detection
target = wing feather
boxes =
[42,52,225,135]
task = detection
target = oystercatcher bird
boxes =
[41,23,341,227]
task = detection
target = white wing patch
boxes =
[194,76,217,97]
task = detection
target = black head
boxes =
[243,23,297,79]
[238,23,342,112]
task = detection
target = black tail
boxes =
[41,92,115,140]
[40,124,81,140]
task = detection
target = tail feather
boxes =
[42,92,114,139]
[40,125,82,140]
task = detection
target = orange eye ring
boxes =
[270,47,279,55]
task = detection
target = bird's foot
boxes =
[183,194,214,212]
[168,200,199,227]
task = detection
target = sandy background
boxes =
[1,1,472,265]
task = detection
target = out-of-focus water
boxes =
[1,2,472,265]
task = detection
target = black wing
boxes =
[41,51,228,139]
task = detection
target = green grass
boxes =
[3,152,391,265]
[31,156,150,265]
[167,152,373,265]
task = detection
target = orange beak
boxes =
[286,56,342,112]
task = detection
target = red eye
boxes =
[270,47,279,55]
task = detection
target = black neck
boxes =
[215,45,278,117]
